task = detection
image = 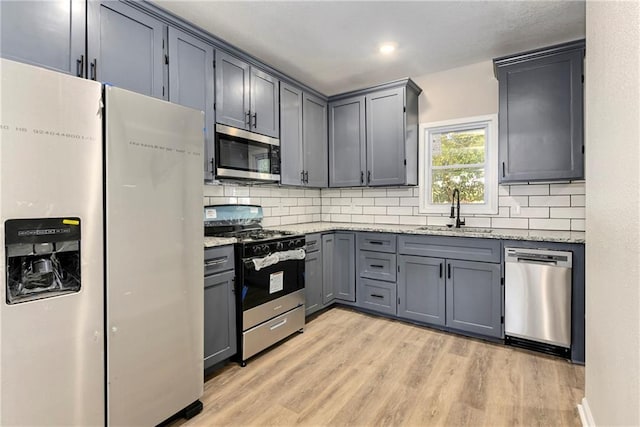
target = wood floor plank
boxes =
[173,307,584,427]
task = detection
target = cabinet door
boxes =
[305,250,323,316]
[366,87,406,186]
[204,270,237,369]
[280,83,304,186]
[250,68,279,138]
[0,0,85,77]
[498,48,584,182]
[215,51,250,129]
[334,232,356,302]
[328,96,366,187]
[303,92,328,187]
[446,260,502,338]
[397,255,445,326]
[168,28,214,180]
[321,234,335,304]
[88,1,165,99]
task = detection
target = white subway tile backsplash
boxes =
[509,184,549,196]
[363,206,388,215]
[224,186,250,197]
[512,207,549,218]
[571,195,586,207]
[365,189,388,197]
[550,182,585,195]
[260,198,281,207]
[399,216,427,225]
[550,207,585,219]
[204,184,224,197]
[374,197,400,206]
[351,214,375,223]
[298,198,313,206]
[464,217,492,228]
[312,214,322,222]
[341,205,363,215]
[498,185,510,196]
[352,197,374,206]
[281,197,299,206]
[280,215,300,225]
[305,206,321,214]
[499,196,529,207]
[304,189,321,197]
[387,206,414,216]
[529,218,571,230]
[324,206,341,214]
[374,215,400,224]
[262,217,281,227]
[340,189,363,198]
[529,195,571,207]
[289,206,306,215]
[427,216,454,226]
[387,188,414,197]
[249,187,272,197]
[321,189,341,198]
[321,213,331,222]
[491,218,529,229]
[331,214,352,222]
[330,197,352,206]
[289,189,306,197]
[400,197,420,207]
[571,219,585,231]
[313,197,322,206]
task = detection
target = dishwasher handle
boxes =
[505,247,572,268]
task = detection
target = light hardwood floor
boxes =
[175,307,584,426]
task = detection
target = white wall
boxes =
[584,2,640,425]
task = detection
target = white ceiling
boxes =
[154,1,586,96]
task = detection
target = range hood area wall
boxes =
[205,60,585,232]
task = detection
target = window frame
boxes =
[418,114,498,215]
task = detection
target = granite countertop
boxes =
[265,222,586,244]
[204,222,585,247]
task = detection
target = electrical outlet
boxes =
[513,204,521,215]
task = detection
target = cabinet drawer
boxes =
[398,235,501,263]
[359,250,396,282]
[204,245,235,275]
[358,278,397,316]
[305,233,321,253]
[357,232,396,253]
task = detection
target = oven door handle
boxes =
[244,248,306,271]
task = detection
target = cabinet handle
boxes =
[360,171,364,184]
[304,171,309,183]
[90,58,97,81]
[210,158,215,176]
[370,264,384,269]
[301,171,305,183]
[369,241,383,245]
[439,263,443,278]
[370,294,384,299]
[205,257,227,267]
[76,55,84,78]
[252,112,257,128]
[367,170,371,184]
[502,162,505,178]
[245,111,251,127]
[447,263,451,279]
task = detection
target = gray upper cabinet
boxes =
[215,51,279,138]
[215,51,250,130]
[494,40,585,183]
[0,0,86,77]
[366,87,406,186]
[328,96,367,187]
[446,259,502,338]
[168,28,215,180]
[397,255,446,326]
[280,84,328,187]
[302,93,328,187]
[88,1,166,99]
[328,79,421,187]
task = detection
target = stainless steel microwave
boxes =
[215,124,280,182]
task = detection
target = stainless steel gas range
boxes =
[204,205,305,366]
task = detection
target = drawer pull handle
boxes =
[273,305,282,311]
[369,241,383,245]
[270,319,287,330]
[371,294,384,299]
[370,264,384,268]
[205,258,227,267]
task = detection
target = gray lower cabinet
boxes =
[322,232,356,304]
[328,79,421,187]
[280,84,328,187]
[88,1,166,99]
[397,255,446,326]
[0,0,86,77]
[304,234,323,316]
[445,259,502,338]
[215,51,279,138]
[358,278,397,316]
[494,40,585,183]
[167,27,215,180]
[204,245,236,369]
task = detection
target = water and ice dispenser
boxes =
[5,218,81,304]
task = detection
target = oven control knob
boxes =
[276,242,284,251]
[252,246,261,255]
[261,244,270,254]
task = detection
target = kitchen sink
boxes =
[417,225,493,233]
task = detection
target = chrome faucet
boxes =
[450,188,466,228]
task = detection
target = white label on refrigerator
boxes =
[269,271,284,294]
[205,208,217,219]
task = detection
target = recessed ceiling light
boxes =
[379,43,396,54]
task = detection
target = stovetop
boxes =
[207,228,296,243]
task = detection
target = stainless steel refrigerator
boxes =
[0,59,204,426]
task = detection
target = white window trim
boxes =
[418,114,498,215]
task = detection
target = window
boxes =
[419,115,498,214]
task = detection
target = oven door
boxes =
[240,256,304,312]
[215,124,280,181]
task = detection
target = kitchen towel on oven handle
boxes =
[250,248,306,271]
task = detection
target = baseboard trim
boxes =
[578,397,595,427]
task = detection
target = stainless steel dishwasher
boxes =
[504,247,572,357]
